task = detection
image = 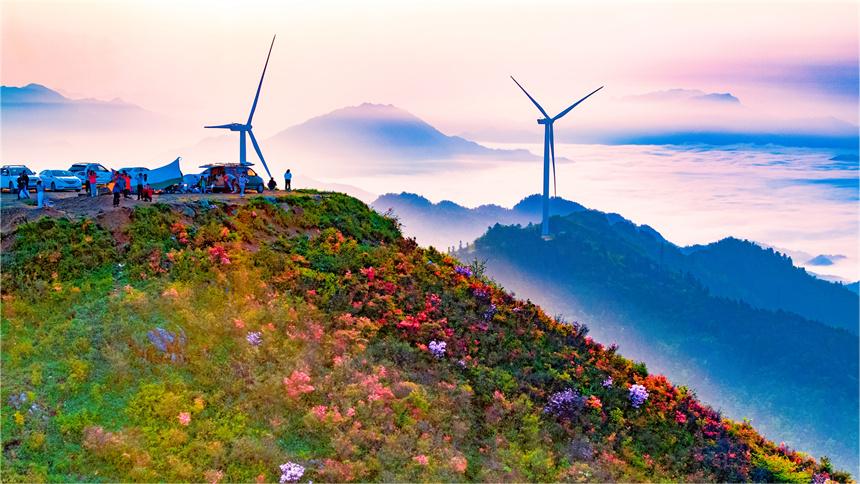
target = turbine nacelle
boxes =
[537,118,551,125]
[204,123,249,132]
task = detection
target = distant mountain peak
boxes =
[2,83,68,103]
[318,102,422,121]
[268,103,538,166]
[626,88,741,105]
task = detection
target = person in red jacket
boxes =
[88,170,98,197]
[123,172,132,199]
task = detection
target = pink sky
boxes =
[2,0,857,138]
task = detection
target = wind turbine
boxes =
[511,76,603,237]
[205,35,276,179]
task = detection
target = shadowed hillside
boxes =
[0,193,850,482]
[457,212,859,473]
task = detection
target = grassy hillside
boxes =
[1,192,849,482]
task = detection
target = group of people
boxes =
[16,172,50,208]
[189,168,291,196]
[17,166,296,210]
[111,170,153,207]
[201,172,252,196]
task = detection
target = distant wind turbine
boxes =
[511,76,603,237]
[205,35,277,179]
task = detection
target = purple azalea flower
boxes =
[246,331,263,347]
[428,340,447,359]
[602,377,613,388]
[279,462,304,483]
[544,388,586,420]
[454,265,473,277]
[483,303,497,321]
[629,384,649,408]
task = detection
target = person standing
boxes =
[112,177,122,207]
[238,173,247,197]
[136,171,145,200]
[121,172,130,199]
[89,170,98,197]
[284,169,292,191]
[36,179,45,208]
[16,173,25,200]
[142,182,153,202]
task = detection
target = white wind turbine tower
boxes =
[204,36,277,179]
[511,76,603,237]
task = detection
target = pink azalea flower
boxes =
[178,412,191,426]
[283,370,315,399]
[312,405,328,419]
[413,454,429,466]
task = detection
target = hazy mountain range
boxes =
[4,83,858,170]
[374,192,859,312]
[456,209,859,472]
[371,192,586,249]
[184,103,539,178]
[1,83,164,131]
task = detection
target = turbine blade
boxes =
[247,35,276,125]
[549,124,557,196]
[510,76,549,118]
[247,129,273,179]
[552,85,604,121]
[204,124,234,129]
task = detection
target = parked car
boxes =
[1,165,40,192]
[39,169,83,192]
[180,174,204,192]
[199,163,265,193]
[68,163,112,186]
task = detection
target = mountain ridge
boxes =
[375,192,858,333]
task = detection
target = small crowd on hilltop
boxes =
[14,167,295,210]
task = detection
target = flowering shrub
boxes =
[208,245,231,265]
[279,462,304,483]
[283,370,315,399]
[629,384,649,408]
[544,388,586,420]
[454,265,473,278]
[246,331,263,346]
[428,340,446,359]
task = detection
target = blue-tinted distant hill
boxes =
[378,192,858,334]
[371,192,584,250]
[457,211,859,472]
[1,83,162,129]
[679,238,858,334]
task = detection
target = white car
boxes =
[39,169,83,191]
[1,165,40,192]
[69,163,112,186]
